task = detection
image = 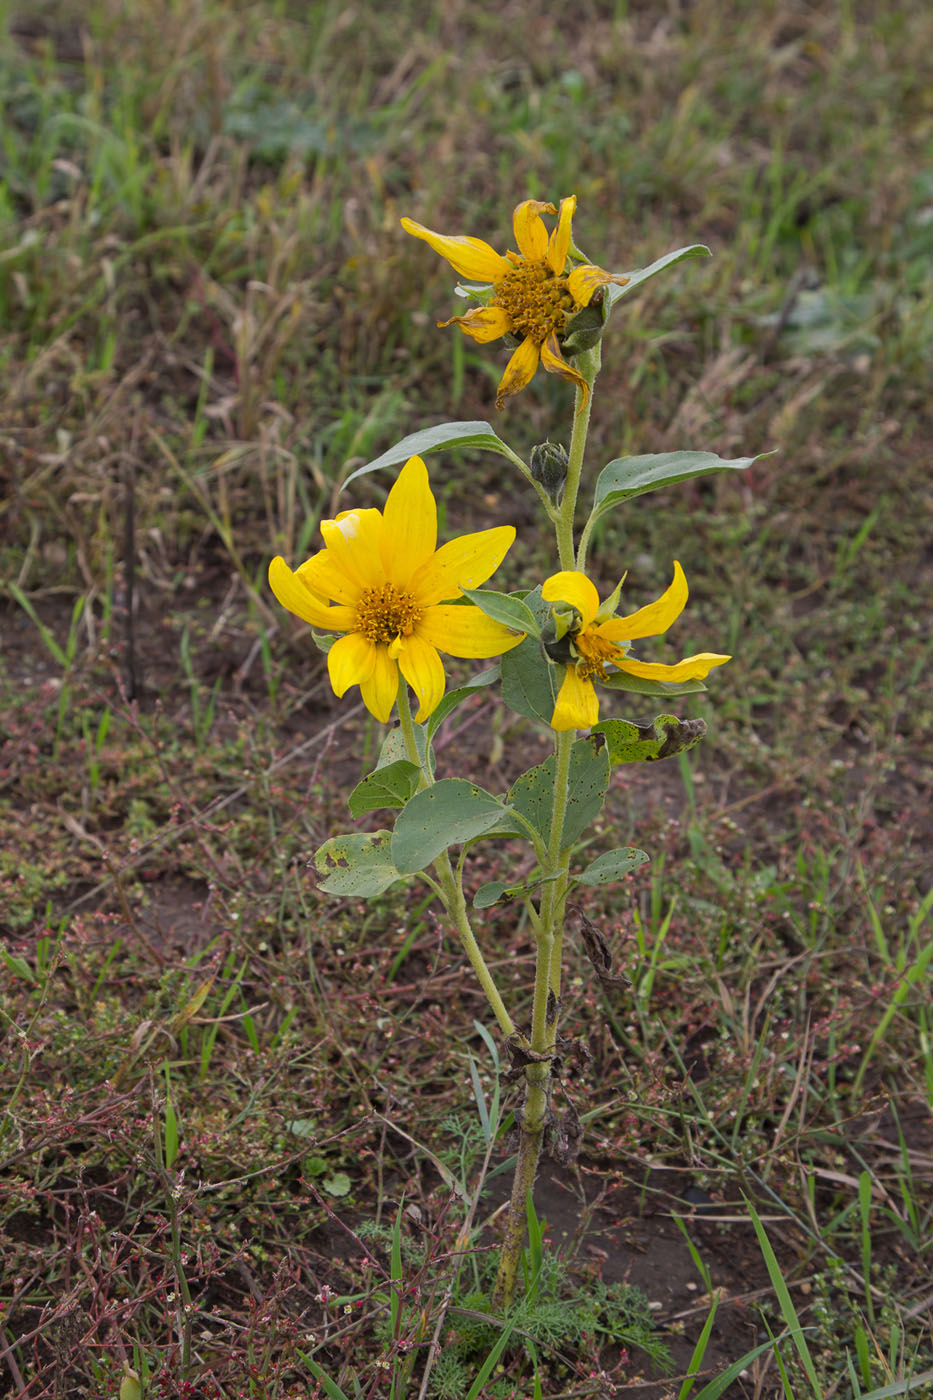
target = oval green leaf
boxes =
[592,449,770,516]
[461,587,540,639]
[344,421,518,489]
[602,244,712,315]
[391,779,510,874]
[314,829,404,896]
[576,847,650,886]
[348,759,420,817]
[595,715,707,764]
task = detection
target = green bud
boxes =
[529,441,569,505]
[120,1363,142,1400]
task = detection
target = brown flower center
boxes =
[574,627,623,682]
[355,584,424,645]
[492,261,575,343]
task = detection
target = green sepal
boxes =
[560,301,605,356]
[311,630,336,654]
[426,665,499,741]
[461,587,540,639]
[594,714,707,764]
[599,670,708,698]
[391,779,511,874]
[591,449,771,518]
[344,421,520,489]
[348,759,420,816]
[499,735,610,850]
[574,847,650,887]
[314,830,405,897]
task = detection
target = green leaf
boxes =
[343,421,518,488]
[461,587,540,639]
[500,637,556,723]
[576,847,649,886]
[603,244,712,314]
[426,666,499,741]
[322,1171,351,1197]
[376,724,430,771]
[473,873,561,909]
[314,829,404,896]
[348,759,420,817]
[505,735,610,849]
[595,714,707,764]
[600,670,708,698]
[592,449,768,517]
[391,779,510,874]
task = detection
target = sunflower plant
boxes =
[270,197,768,1309]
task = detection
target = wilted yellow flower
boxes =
[401,197,627,408]
[542,563,730,731]
[269,456,522,723]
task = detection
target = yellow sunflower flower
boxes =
[401,197,628,409]
[541,563,731,731]
[269,455,523,724]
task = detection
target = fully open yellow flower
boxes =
[401,197,627,409]
[542,564,731,731]
[269,456,522,723]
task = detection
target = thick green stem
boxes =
[396,683,514,1040]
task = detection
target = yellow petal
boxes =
[359,647,400,722]
[567,263,629,307]
[546,195,576,275]
[512,200,555,261]
[551,665,600,731]
[540,332,590,406]
[297,549,360,607]
[616,652,731,682]
[319,508,386,592]
[599,561,688,641]
[438,305,512,343]
[417,604,524,658]
[411,526,516,606]
[394,633,446,721]
[327,631,377,696]
[400,217,510,282]
[381,456,437,586]
[541,571,600,628]
[496,335,541,408]
[269,556,356,630]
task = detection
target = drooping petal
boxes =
[438,305,512,343]
[417,604,524,658]
[496,336,541,408]
[400,217,511,282]
[381,456,437,586]
[512,200,555,261]
[392,633,447,721]
[566,264,629,307]
[546,195,576,275]
[327,631,378,696]
[551,665,600,731]
[616,652,731,682]
[411,526,516,606]
[598,561,688,642]
[319,508,386,592]
[539,332,590,406]
[269,556,356,631]
[359,648,400,722]
[541,571,600,628]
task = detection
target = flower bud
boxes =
[120,1363,142,1400]
[529,441,569,505]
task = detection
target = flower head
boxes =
[269,456,522,723]
[541,563,730,731]
[401,197,627,409]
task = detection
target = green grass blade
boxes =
[745,1197,820,1394]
